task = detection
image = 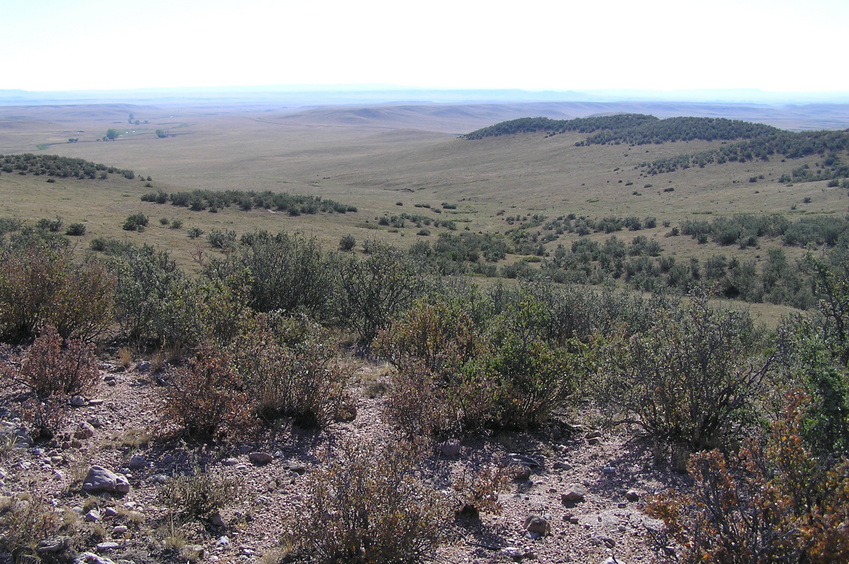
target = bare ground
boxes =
[0,357,691,564]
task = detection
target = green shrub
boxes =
[106,242,249,351]
[36,216,63,232]
[206,228,236,250]
[230,312,351,428]
[106,244,184,344]
[0,217,23,237]
[284,439,448,563]
[377,293,582,436]
[204,230,336,320]
[89,237,134,254]
[340,242,425,350]
[122,213,149,232]
[596,290,773,453]
[339,233,356,251]
[780,321,849,459]
[0,244,114,343]
[65,222,86,236]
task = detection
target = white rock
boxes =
[82,466,130,494]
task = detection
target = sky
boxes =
[1,0,848,96]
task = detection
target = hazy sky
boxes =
[2,0,848,94]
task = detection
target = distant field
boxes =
[1,100,848,274]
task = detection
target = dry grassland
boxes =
[1,101,848,274]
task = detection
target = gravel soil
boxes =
[0,359,691,564]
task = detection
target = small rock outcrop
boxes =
[561,485,587,504]
[249,452,274,465]
[523,515,551,536]
[82,466,130,494]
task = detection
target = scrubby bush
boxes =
[161,345,256,441]
[89,237,134,254]
[777,253,849,458]
[483,296,581,429]
[159,470,242,520]
[377,291,582,436]
[106,244,184,344]
[206,228,236,250]
[339,233,356,251]
[283,439,448,563]
[204,230,337,320]
[36,216,63,232]
[230,312,351,428]
[65,222,86,236]
[17,325,99,399]
[0,243,114,343]
[0,325,99,438]
[340,242,426,350]
[122,213,149,232]
[106,242,250,351]
[451,464,514,516]
[647,393,849,563]
[0,494,61,562]
[779,318,849,459]
[596,290,774,453]
[377,298,487,437]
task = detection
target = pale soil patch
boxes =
[0,356,688,564]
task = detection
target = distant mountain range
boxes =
[1,86,847,107]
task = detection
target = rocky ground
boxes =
[0,358,689,564]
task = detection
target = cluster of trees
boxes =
[141,188,357,215]
[0,153,134,180]
[680,213,849,248]
[464,114,849,186]
[578,116,779,146]
[463,114,660,139]
[376,212,456,231]
[642,131,849,181]
[464,114,778,144]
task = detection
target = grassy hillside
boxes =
[2,101,849,295]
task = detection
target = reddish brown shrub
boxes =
[18,325,99,398]
[161,345,257,441]
[647,392,849,563]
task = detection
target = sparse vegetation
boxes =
[159,470,242,520]
[3,102,849,563]
[283,439,449,563]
